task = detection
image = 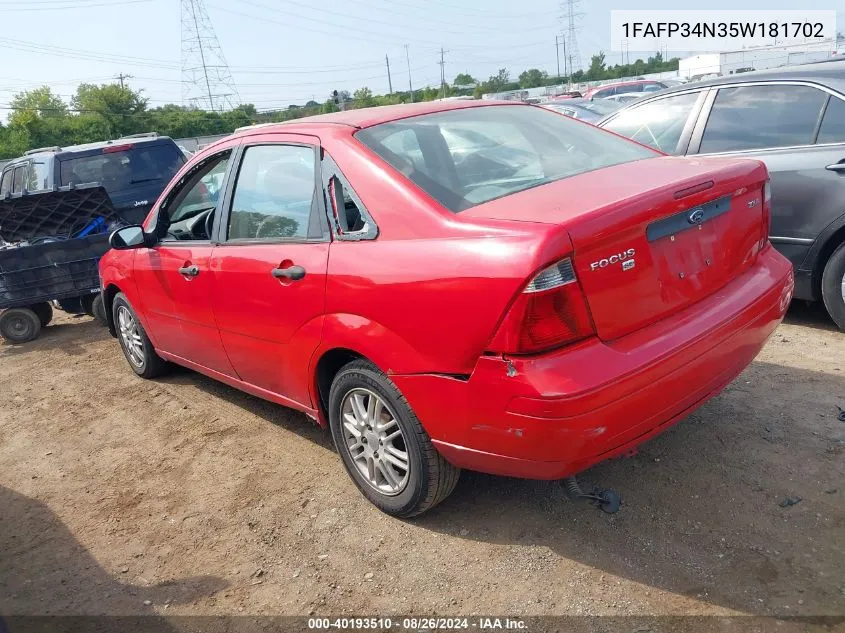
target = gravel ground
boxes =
[0,303,843,621]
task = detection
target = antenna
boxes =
[181,0,240,112]
[560,0,583,75]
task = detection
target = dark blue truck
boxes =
[0,133,185,343]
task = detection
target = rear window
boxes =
[355,105,655,213]
[59,143,184,192]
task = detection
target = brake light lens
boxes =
[103,143,134,154]
[761,180,772,244]
[488,258,595,355]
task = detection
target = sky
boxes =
[0,0,842,114]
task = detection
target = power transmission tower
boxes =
[181,0,240,112]
[560,0,583,75]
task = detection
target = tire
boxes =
[91,293,107,326]
[0,308,42,344]
[112,293,169,378]
[29,302,53,327]
[821,241,845,331]
[80,294,96,317]
[328,360,460,517]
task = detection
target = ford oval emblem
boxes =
[688,208,705,225]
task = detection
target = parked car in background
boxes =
[540,98,621,123]
[583,79,667,100]
[0,133,185,226]
[597,61,845,330]
[101,101,792,517]
[602,93,645,105]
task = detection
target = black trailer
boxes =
[0,184,122,343]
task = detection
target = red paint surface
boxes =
[100,101,793,479]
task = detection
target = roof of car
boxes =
[8,134,175,165]
[654,59,845,96]
[233,100,519,136]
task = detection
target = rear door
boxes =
[687,82,845,269]
[134,144,237,375]
[210,134,329,407]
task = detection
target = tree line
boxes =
[0,52,678,159]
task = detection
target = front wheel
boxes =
[112,293,169,378]
[328,360,460,517]
[821,242,845,331]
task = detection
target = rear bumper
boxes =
[392,246,794,480]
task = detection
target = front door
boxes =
[210,137,329,407]
[134,146,237,376]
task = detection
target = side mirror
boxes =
[109,225,150,250]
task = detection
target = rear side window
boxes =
[59,143,184,191]
[602,91,700,154]
[594,86,615,98]
[699,85,827,153]
[356,105,655,213]
[228,145,316,240]
[817,97,845,144]
[25,161,49,191]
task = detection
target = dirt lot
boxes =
[0,304,843,619]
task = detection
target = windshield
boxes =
[355,105,655,213]
[59,144,184,193]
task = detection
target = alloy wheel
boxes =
[117,305,145,368]
[340,388,409,496]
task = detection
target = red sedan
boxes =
[100,101,794,517]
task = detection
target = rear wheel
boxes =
[0,308,42,343]
[112,293,169,378]
[30,302,53,327]
[328,360,460,517]
[821,242,845,331]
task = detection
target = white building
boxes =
[679,39,840,80]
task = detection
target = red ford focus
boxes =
[100,101,794,517]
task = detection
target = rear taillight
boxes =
[761,180,772,244]
[488,258,595,355]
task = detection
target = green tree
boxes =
[9,86,67,121]
[352,87,375,108]
[453,72,476,86]
[586,52,607,80]
[518,68,548,88]
[72,83,148,137]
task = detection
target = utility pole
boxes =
[405,44,413,102]
[114,73,133,89]
[385,54,393,95]
[438,47,448,98]
[555,35,561,78]
[563,35,567,79]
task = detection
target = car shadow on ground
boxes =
[154,366,335,453]
[412,359,845,617]
[0,485,227,623]
[784,300,839,332]
[0,315,109,359]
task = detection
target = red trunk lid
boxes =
[463,156,769,340]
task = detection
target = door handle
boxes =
[825,162,845,173]
[178,265,200,277]
[271,265,306,281]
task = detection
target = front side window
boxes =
[356,105,655,213]
[602,91,700,154]
[817,97,845,144]
[699,84,827,153]
[228,145,316,240]
[167,151,230,225]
